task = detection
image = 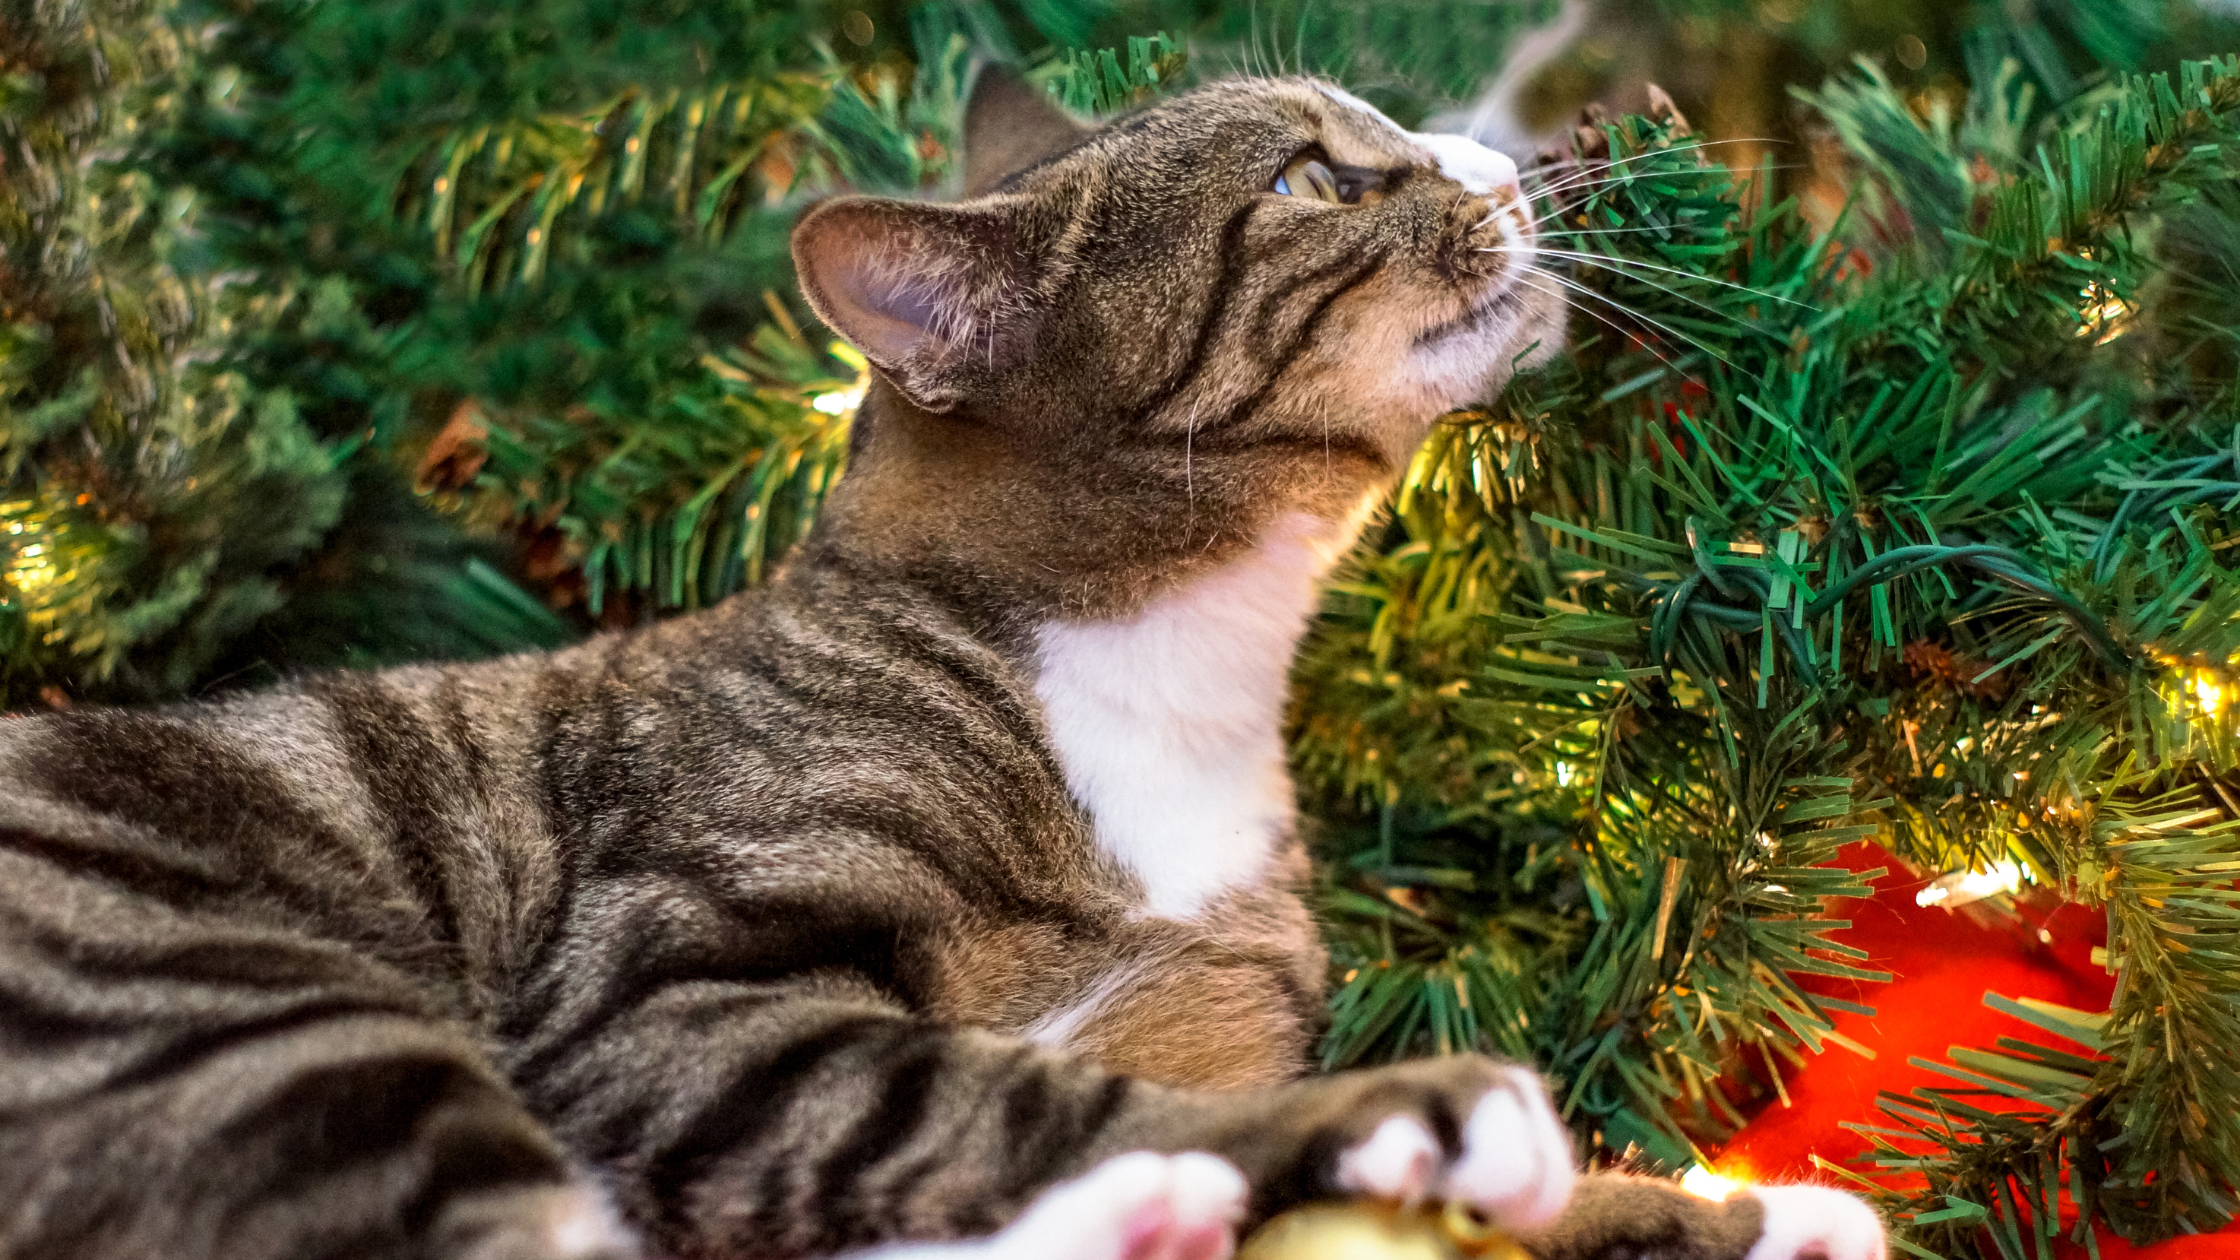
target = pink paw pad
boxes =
[1118,1205,1233,1260]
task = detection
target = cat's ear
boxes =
[791,195,1038,412]
[963,65,1088,197]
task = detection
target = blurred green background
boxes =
[7,0,2234,707]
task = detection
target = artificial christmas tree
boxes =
[1291,47,2240,1260]
[6,3,2240,1258]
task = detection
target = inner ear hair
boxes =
[963,64,1090,198]
[790,196,1033,409]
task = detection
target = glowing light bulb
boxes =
[1681,1165,1741,1201]
[2196,674,2225,715]
[811,381,867,416]
[1915,860,2023,909]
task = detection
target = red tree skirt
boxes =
[1710,843,2240,1258]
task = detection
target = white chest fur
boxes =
[1032,510,1366,920]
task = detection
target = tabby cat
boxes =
[0,67,1886,1260]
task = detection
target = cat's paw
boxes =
[989,1150,1249,1260]
[1744,1184,1887,1260]
[1333,1063,1575,1232]
[439,1181,640,1260]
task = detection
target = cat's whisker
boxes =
[1526,139,1789,177]
[1510,264,1734,370]
[1519,163,1811,229]
[1510,267,1692,369]
[1523,167,1646,200]
[1517,137,1786,197]
[1515,161,1807,239]
[1529,149,1804,186]
[1519,158,1714,204]
[1533,244,1818,312]
[1546,225,1723,237]
[1490,245,1753,328]
[1518,159,1810,230]
[1289,4,1310,82]
[1184,403,1198,548]
[1508,267,1710,383]
[1497,247,1777,342]
[1514,186,1686,234]
[1486,244,1815,312]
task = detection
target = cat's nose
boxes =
[1416,133,1524,203]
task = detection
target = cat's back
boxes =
[528,562,1106,913]
[0,565,1116,1021]
[0,626,606,1019]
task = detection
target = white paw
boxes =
[984,1150,1249,1260]
[1745,1184,1887,1260]
[1336,1065,1576,1233]
[1336,1114,1443,1205]
[542,1183,638,1260]
[441,1181,639,1260]
[1444,1066,1577,1230]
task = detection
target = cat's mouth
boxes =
[1414,188,1541,353]
[1411,284,1529,350]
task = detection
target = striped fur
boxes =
[0,72,1883,1260]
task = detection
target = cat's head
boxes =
[790,68,1564,613]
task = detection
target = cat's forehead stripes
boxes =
[1005,77,1520,207]
[953,74,1560,455]
[1294,82,1430,167]
[1311,82,1522,198]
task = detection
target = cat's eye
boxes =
[1272,153,1383,206]
[1273,155,1340,203]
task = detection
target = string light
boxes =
[811,379,867,416]
[1681,1165,1742,1201]
[2196,672,2226,716]
[1916,860,2024,909]
[1,501,60,597]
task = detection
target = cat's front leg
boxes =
[1113,1057,1884,1260]
[848,1146,1887,1260]
[850,1059,1572,1260]
[850,1151,1248,1260]
[1330,1061,1577,1223]
[1128,1052,1577,1234]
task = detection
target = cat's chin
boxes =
[1402,278,1567,415]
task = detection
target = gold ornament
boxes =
[1236,1200,1529,1260]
